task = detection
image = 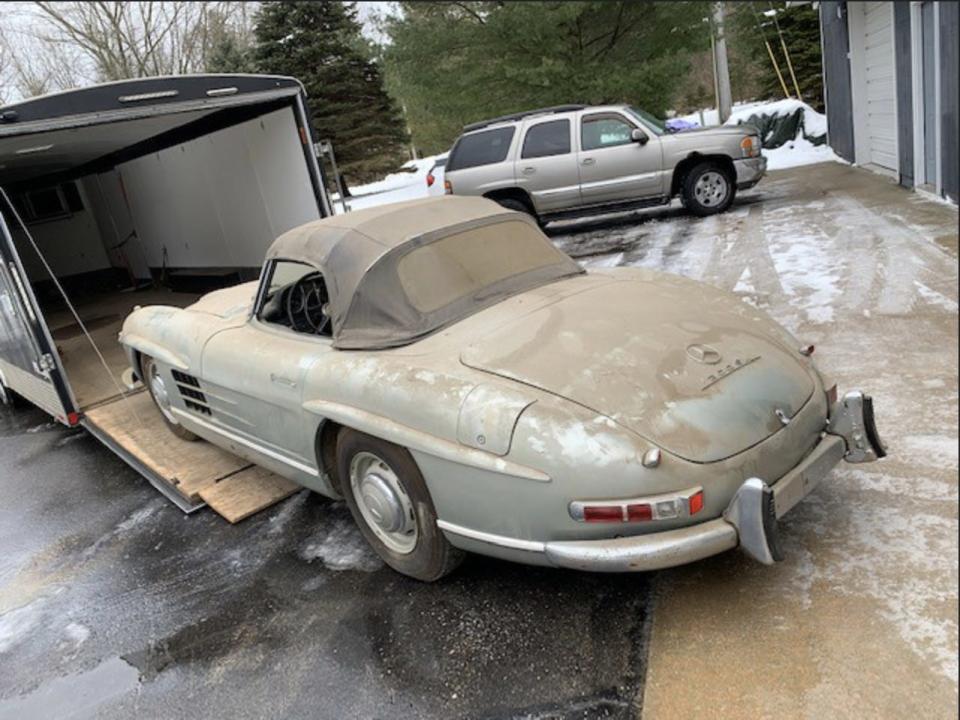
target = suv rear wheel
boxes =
[492,196,542,225]
[682,161,735,216]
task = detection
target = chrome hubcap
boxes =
[350,451,418,554]
[694,171,729,207]
[149,364,178,425]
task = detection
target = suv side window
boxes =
[447,127,516,171]
[521,119,571,159]
[581,114,636,151]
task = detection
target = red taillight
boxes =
[583,506,624,523]
[426,172,435,187]
[688,491,704,515]
[572,487,704,523]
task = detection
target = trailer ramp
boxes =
[84,391,298,520]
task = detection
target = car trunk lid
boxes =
[460,274,814,463]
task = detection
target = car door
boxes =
[514,117,581,212]
[199,260,330,473]
[577,111,663,205]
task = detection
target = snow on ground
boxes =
[762,135,845,170]
[333,153,446,212]
[551,165,959,687]
[673,100,766,128]
[298,503,383,572]
[725,97,827,136]
[676,98,841,170]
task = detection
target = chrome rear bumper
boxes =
[440,391,885,573]
[544,434,846,572]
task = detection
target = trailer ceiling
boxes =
[0,107,222,185]
[0,75,305,189]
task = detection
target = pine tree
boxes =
[254,1,409,183]
[729,2,824,110]
[384,2,711,154]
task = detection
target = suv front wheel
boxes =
[682,162,736,216]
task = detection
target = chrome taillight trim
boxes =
[569,486,703,522]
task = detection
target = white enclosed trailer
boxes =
[0,75,332,513]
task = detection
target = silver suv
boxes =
[443,104,766,222]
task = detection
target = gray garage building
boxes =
[819,1,958,203]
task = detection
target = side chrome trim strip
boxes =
[436,520,546,553]
[303,399,551,482]
[171,407,319,477]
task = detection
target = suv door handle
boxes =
[581,158,595,166]
[522,166,536,175]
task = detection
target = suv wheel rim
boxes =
[694,171,729,207]
[350,451,418,554]
[148,363,178,425]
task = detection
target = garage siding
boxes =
[941,0,959,203]
[893,2,913,188]
[820,2,855,162]
[862,2,898,171]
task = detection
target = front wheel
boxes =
[140,355,198,441]
[682,162,736,216]
[337,428,464,581]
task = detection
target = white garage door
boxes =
[862,1,898,171]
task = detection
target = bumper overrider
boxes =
[544,391,886,572]
[734,156,767,190]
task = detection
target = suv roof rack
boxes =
[463,104,587,133]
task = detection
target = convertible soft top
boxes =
[266,196,582,349]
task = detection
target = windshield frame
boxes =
[625,106,666,136]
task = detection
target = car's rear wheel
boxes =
[140,355,198,441]
[337,428,464,581]
[682,161,736,216]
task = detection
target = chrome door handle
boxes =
[581,158,595,166]
[522,167,536,175]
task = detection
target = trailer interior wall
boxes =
[9,182,112,283]
[82,105,320,278]
[4,103,322,418]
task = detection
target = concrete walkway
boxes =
[560,163,958,719]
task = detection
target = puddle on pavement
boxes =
[0,656,140,719]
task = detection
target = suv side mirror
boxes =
[631,128,649,145]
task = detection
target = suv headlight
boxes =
[740,135,761,158]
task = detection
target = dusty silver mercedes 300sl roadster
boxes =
[120,196,885,580]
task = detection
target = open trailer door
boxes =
[0,189,78,423]
[0,75,325,518]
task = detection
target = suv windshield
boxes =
[625,107,666,136]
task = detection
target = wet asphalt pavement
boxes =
[3,163,957,719]
[0,402,652,720]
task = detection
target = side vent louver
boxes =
[171,370,212,416]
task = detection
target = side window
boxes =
[258,259,332,336]
[581,115,636,151]
[521,119,571,159]
[446,127,516,171]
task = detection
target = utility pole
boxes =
[712,1,733,123]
